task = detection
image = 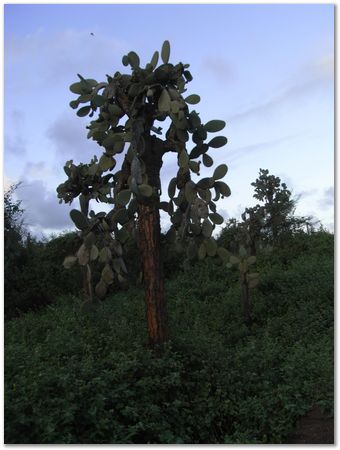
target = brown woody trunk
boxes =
[137,135,168,349]
[138,202,168,348]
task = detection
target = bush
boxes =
[5,232,83,319]
[5,232,333,443]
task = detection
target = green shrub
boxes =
[5,232,84,319]
[5,232,333,443]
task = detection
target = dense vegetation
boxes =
[4,233,333,442]
[4,173,333,444]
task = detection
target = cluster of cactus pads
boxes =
[57,40,231,302]
[228,245,259,327]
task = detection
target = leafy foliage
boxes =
[4,186,85,318]
[4,230,84,319]
[4,184,27,316]
[219,169,315,258]
[5,231,333,443]
[244,168,313,245]
[3,183,184,318]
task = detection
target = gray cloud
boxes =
[228,134,298,164]
[4,174,16,191]
[306,55,334,80]
[202,57,233,82]
[25,161,54,180]
[318,186,334,210]
[298,188,318,198]
[46,113,100,164]
[229,54,333,122]
[217,208,229,220]
[4,110,26,156]
[17,179,74,233]
[46,112,130,181]
[325,222,334,233]
[5,135,26,156]
[6,28,127,92]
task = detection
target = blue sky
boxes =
[4,4,334,236]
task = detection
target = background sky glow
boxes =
[4,4,334,237]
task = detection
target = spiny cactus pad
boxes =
[58,40,231,297]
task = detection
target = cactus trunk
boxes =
[79,195,93,303]
[138,202,168,348]
[138,135,168,349]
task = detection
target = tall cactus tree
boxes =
[57,41,230,348]
[251,169,295,242]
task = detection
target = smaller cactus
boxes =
[228,245,259,328]
[63,205,130,307]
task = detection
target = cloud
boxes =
[318,186,334,210]
[6,28,126,91]
[24,161,54,180]
[5,135,26,156]
[217,208,229,220]
[306,55,334,80]
[324,222,334,233]
[4,110,26,156]
[229,54,333,122]
[298,188,318,198]
[4,173,17,191]
[46,112,130,179]
[227,134,298,164]
[46,113,100,164]
[202,57,233,82]
[17,179,74,233]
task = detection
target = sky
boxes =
[4,4,334,237]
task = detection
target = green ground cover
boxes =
[4,231,333,444]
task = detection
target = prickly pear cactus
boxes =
[57,40,230,299]
[223,244,259,327]
[228,245,259,286]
